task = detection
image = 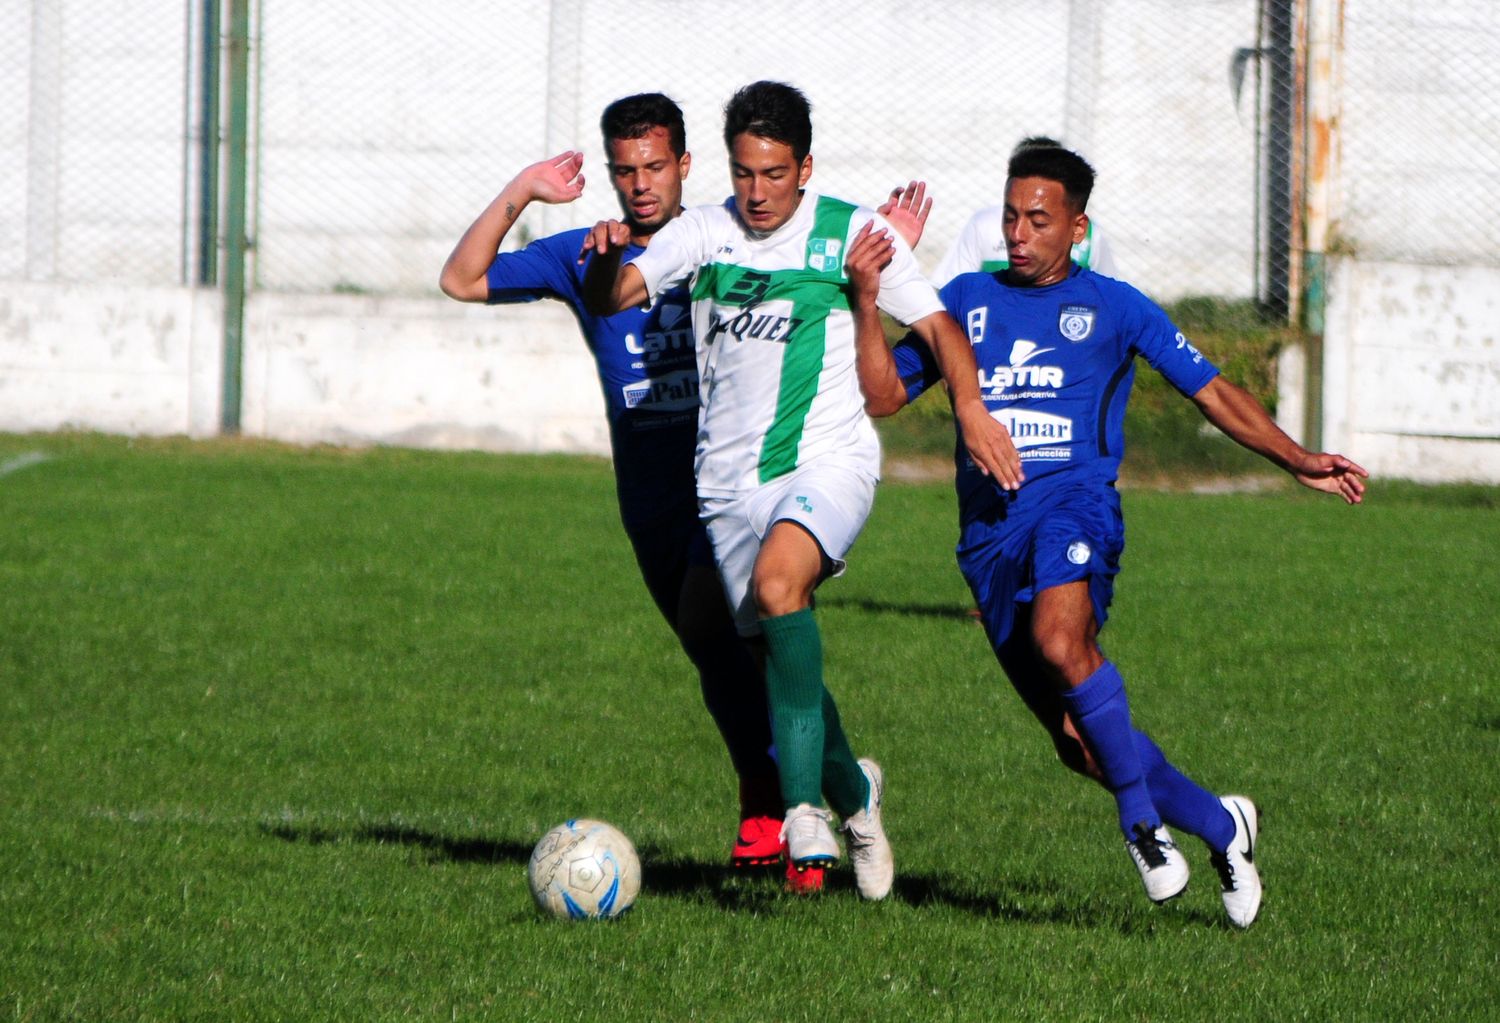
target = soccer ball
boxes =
[527,819,641,920]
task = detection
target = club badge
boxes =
[1058,304,1096,342]
[807,237,843,273]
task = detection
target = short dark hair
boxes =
[1007,144,1096,212]
[600,92,686,158]
[723,81,812,163]
[1011,135,1064,157]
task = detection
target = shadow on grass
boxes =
[892,872,1223,932]
[261,821,534,864]
[261,821,1220,928]
[818,596,977,622]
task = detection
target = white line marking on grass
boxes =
[0,451,52,478]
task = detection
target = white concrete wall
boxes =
[240,292,607,455]
[0,282,221,437]
[0,281,608,457]
[1319,258,1500,484]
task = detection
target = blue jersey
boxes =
[486,228,698,519]
[895,266,1219,521]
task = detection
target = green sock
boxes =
[760,608,868,815]
[820,689,870,818]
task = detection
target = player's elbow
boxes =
[438,266,482,303]
[861,387,908,418]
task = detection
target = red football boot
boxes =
[783,843,826,894]
[730,814,784,868]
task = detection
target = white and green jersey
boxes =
[932,205,1118,287]
[631,192,944,497]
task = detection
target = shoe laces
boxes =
[1129,822,1172,869]
[783,804,833,840]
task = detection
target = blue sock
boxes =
[1134,730,1236,851]
[1062,661,1158,839]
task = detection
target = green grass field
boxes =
[2,433,1496,1021]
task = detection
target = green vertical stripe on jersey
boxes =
[758,196,858,483]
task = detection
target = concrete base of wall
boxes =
[1321,257,1500,484]
[6,270,1499,485]
[0,282,610,458]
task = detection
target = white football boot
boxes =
[1209,795,1262,928]
[781,803,839,869]
[1125,822,1190,902]
[841,758,894,900]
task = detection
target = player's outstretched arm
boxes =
[578,220,649,315]
[846,221,907,416]
[1191,375,1369,504]
[438,151,585,302]
[907,312,1024,489]
[876,181,932,250]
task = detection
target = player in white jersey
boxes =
[582,81,1021,899]
[932,136,1118,287]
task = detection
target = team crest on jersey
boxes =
[806,237,843,273]
[1058,304,1096,342]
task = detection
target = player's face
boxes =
[606,127,691,240]
[729,133,812,234]
[1002,176,1088,287]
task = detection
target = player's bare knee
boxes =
[1031,625,1092,681]
[751,569,810,619]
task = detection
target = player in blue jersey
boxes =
[438,93,811,882]
[854,143,1367,927]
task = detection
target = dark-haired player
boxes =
[857,142,1367,927]
[439,93,807,882]
[933,135,1118,286]
[582,81,1021,900]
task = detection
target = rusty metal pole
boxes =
[1300,0,1343,451]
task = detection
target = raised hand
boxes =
[515,150,586,205]
[877,180,932,249]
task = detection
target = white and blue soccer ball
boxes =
[527,819,641,920]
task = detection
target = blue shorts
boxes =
[956,480,1124,653]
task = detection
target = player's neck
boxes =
[628,207,683,248]
[1006,261,1074,289]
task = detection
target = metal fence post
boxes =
[221,0,250,434]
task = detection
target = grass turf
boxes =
[1,433,1495,1021]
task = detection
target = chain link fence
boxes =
[3,0,1498,308]
[1338,2,1500,269]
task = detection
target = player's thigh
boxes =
[675,556,737,648]
[1027,493,1121,675]
[750,520,826,617]
[701,493,765,638]
[956,515,1036,656]
[622,498,699,624]
[757,461,876,579]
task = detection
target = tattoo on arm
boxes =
[504,202,517,222]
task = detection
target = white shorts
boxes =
[700,460,878,637]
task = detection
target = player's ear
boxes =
[1073,211,1089,246]
[678,151,691,180]
[798,153,813,188]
